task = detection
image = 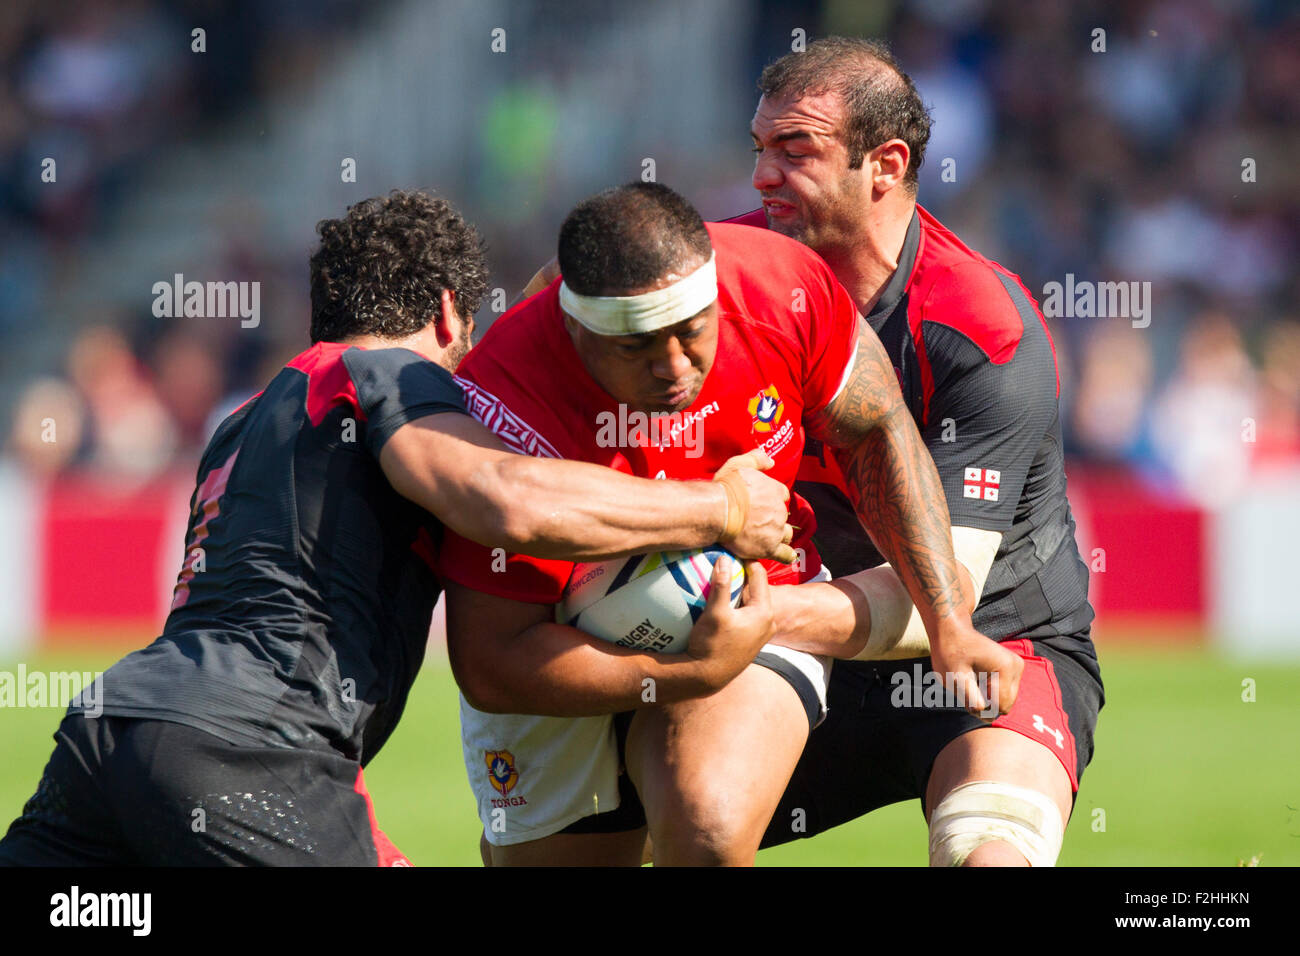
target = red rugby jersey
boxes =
[437,221,860,604]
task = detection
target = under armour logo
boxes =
[1032,713,1065,749]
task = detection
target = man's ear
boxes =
[868,138,910,195]
[434,288,458,348]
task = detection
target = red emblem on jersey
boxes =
[748,385,785,433]
[963,467,1000,502]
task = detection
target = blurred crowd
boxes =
[851,0,1300,507]
[3,0,1297,508]
[1,0,367,477]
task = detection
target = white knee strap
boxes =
[928,780,1064,867]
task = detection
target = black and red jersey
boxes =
[70,343,466,765]
[729,206,1096,661]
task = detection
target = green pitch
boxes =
[2,642,1296,866]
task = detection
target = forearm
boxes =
[840,567,933,660]
[840,558,976,659]
[844,525,995,658]
[382,413,730,561]
[486,455,727,561]
[768,580,868,658]
[454,621,719,717]
[814,337,968,640]
[767,570,938,659]
[830,403,968,639]
[770,528,989,660]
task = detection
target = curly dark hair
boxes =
[759,37,932,190]
[557,182,712,297]
[309,190,488,343]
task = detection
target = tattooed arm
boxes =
[806,328,1022,716]
[809,330,964,634]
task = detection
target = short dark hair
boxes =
[557,182,712,297]
[309,190,488,343]
[758,36,931,188]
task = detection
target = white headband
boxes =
[558,253,718,336]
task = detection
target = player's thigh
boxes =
[924,637,1098,834]
[486,827,648,867]
[625,662,809,862]
[924,726,1073,867]
[761,661,922,850]
[923,637,1101,865]
[925,726,1073,831]
[107,718,380,865]
[463,704,633,856]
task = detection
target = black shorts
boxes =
[761,636,1104,849]
[0,714,407,866]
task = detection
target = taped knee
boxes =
[928,780,1064,868]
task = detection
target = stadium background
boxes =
[0,0,1296,865]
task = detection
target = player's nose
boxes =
[752,151,782,191]
[652,338,693,381]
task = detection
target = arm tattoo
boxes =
[810,331,965,624]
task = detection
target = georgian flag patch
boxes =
[963,467,1000,502]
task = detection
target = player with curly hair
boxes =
[0,190,793,866]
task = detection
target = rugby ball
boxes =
[558,548,745,654]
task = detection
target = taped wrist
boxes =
[714,471,749,541]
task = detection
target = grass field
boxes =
[2,641,1297,866]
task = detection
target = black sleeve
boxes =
[919,321,1058,533]
[342,347,468,459]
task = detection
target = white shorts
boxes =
[463,566,834,846]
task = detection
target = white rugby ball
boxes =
[558,548,745,654]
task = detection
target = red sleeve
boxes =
[436,530,573,605]
[799,255,861,417]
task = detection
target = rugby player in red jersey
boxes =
[707,37,1101,866]
[522,39,1104,870]
[439,181,1021,865]
[0,191,794,866]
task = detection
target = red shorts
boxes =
[987,638,1085,789]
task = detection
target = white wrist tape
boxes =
[558,253,717,335]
